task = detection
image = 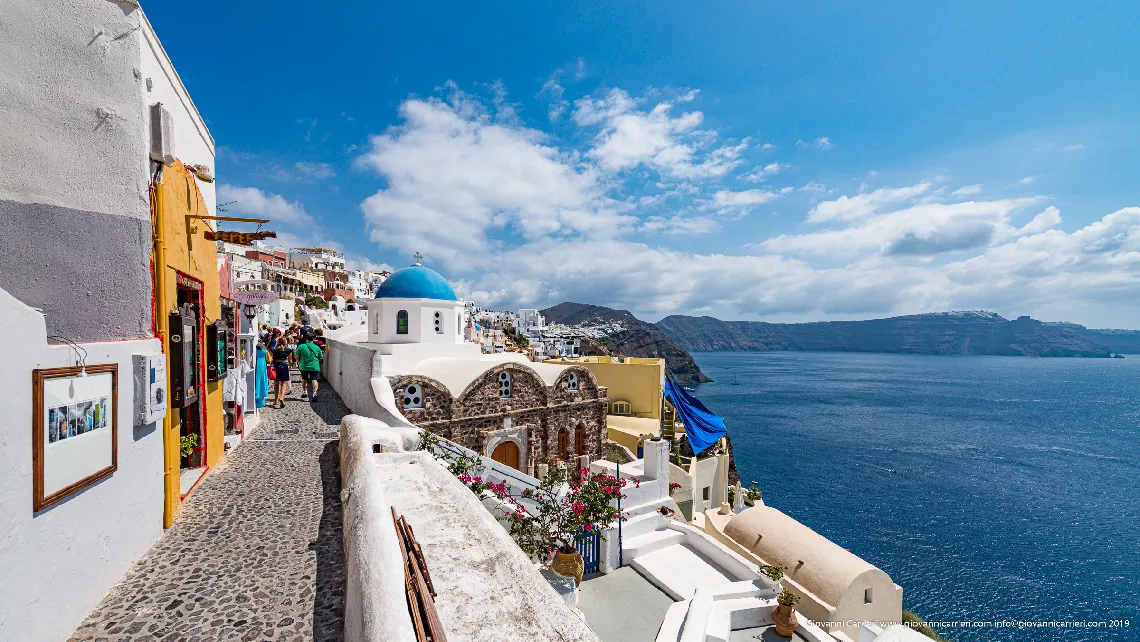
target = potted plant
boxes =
[744,482,763,506]
[179,433,198,469]
[772,587,801,637]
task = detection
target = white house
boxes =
[0,3,209,639]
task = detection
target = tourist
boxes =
[313,328,326,349]
[269,337,293,408]
[295,335,323,401]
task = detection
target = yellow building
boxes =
[544,356,675,456]
[151,160,225,527]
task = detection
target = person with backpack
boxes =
[295,334,324,401]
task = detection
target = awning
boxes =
[664,372,727,455]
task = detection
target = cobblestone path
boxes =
[69,372,347,642]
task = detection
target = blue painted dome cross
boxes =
[374,255,458,301]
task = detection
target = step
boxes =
[706,597,773,642]
[631,543,734,600]
[654,599,691,642]
[622,529,685,558]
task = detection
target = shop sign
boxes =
[233,290,279,305]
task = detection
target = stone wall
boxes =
[389,365,608,476]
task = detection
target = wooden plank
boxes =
[393,508,429,642]
[403,520,437,597]
[416,569,448,642]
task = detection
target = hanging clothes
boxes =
[255,346,269,408]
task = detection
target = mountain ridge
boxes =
[540,302,712,383]
[656,311,1119,357]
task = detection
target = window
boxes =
[498,371,511,398]
[566,372,579,391]
[396,310,409,334]
[575,426,585,455]
[558,427,570,460]
[402,384,423,409]
[434,311,443,334]
[612,401,631,415]
[702,487,710,501]
[864,588,873,604]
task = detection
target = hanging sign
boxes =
[233,290,279,305]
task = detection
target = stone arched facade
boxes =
[390,364,608,476]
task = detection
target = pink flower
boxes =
[571,502,585,515]
[584,523,593,532]
[473,476,482,484]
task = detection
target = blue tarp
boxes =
[664,372,727,455]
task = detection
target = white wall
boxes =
[0,0,148,218]
[139,12,215,216]
[0,287,165,641]
[368,298,464,345]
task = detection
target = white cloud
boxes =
[760,143,776,151]
[459,208,1140,323]
[347,82,1140,325]
[217,185,313,226]
[572,88,749,179]
[1064,143,1084,151]
[356,91,633,268]
[796,137,832,150]
[767,196,1043,257]
[808,182,932,223]
[293,161,336,179]
[538,73,568,121]
[951,184,983,197]
[1017,176,1038,185]
[741,162,789,182]
[710,189,782,209]
[344,253,395,273]
[640,214,720,236]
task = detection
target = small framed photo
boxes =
[33,364,118,511]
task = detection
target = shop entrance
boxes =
[175,276,206,495]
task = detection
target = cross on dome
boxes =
[412,251,424,265]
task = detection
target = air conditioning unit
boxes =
[149,102,175,165]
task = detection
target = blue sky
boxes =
[150,1,1140,327]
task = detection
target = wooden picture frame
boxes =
[32,364,118,512]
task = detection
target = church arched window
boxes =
[558,427,570,460]
[567,372,579,391]
[575,424,585,455]
[402,384,423,409]
[434,311,443,334]
[498,371,511,398]
[397,310,409,334]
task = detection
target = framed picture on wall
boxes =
[32,364,118,511]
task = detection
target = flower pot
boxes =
[551,548,584,586]
[772,603,798,637]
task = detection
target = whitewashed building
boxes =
[0,3,211,639]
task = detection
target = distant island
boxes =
[541,303,1139,383]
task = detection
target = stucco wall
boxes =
[0,0,153,342]
[0,286,165,641]
[339,415,601,642]
[138,12,215,214]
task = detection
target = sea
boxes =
[689,351,1140,642]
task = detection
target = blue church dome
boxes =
[374,264,458,301]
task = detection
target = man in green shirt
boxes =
[296,335,324,401]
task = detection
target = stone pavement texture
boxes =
[69,371,347,642]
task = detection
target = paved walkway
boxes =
[69,372,347,642]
